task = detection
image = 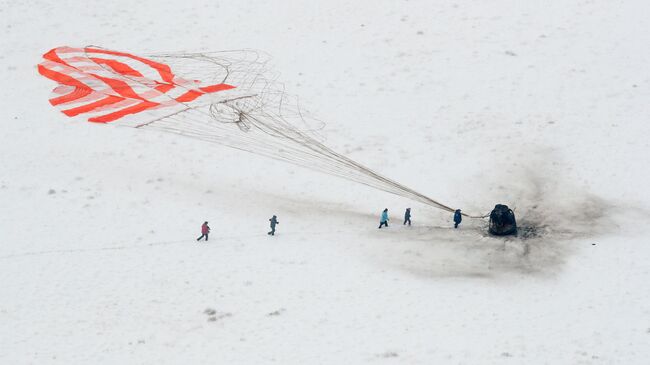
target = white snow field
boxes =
[2,0,650,364]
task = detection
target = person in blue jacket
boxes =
[454,209,462,228]
[268,215,279,236]
[378,208,389,229]
[403,208,411,226]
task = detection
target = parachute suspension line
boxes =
[153,52,483,217]
[139,106,473,216]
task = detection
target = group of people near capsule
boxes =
[378,207,462,229]
[197,208,462,241]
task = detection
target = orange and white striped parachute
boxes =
[37,46,472,216]
[38,46,236,123]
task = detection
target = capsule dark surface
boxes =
[488,204,517,235]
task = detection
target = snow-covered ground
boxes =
[2,0,650,363]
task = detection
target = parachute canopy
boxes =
[38,46,482,217]
[38,46,235,123]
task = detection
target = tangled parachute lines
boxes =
[38,46,477,217]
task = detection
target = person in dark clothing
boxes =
[268,215,279,235]
[453,209,462,228]
[378,208,389,229]
[404,208,411,226]
[197,221,210,241]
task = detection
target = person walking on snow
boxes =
[378,208,389,229]
[454,209,462,228]
[404,208,412,226]
[197,221,210,241]
[268,215,279,236]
